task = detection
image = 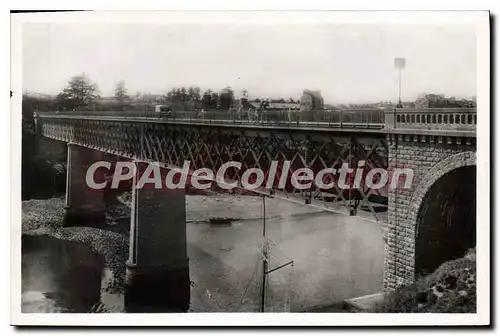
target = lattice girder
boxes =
[39,117,388,218]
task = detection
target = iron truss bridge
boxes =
[36,108,477,223]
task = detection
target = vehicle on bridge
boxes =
[154,104,173,118]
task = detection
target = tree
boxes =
[165,89,174,102]
[21,93,67,199]
[260,99,270,109]
[179,87,187,101]
[56,74,100,111]
[210,92,219,109]
[194,87,201,101]
[241,89,249,105]
[219,86,234,110]
[114,80,129,111]
[187,86,201,102]
[202,89,212,110]
[425,94,447,108]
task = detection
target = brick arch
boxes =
[408,151,476,232]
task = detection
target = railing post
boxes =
[383,108,396,129]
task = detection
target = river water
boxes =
[22,195,384,313]
[22,235,123,313]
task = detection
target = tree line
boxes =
[24,73,477,113]
[164,86,234,111]
[28,74,244,112]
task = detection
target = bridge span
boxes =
[36,108,477,312]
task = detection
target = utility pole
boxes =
[260,195,268,313]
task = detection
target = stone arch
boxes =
[409,151,476,217]
[408,151,476,275]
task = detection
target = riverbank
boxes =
[22,197,129,295]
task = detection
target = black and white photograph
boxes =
[9,10,490,326]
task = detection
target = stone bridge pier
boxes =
[383,133,476,290]
[64,144,190,312]
[64,143,107,227]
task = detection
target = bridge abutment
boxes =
[64,143,107,227]
[125,163,190,312]
[383,134,476,291]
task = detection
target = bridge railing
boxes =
[37,109,386,129]
[37,108,477,132]
[384,108,477,131]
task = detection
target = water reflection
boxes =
[22,235,106,313]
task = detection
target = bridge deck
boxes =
[38,114,476,137]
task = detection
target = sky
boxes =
[22,23,477,104]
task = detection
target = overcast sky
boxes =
[22,23,477,103]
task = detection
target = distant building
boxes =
[239,89,324,112]
[300,90,324,111]
[267,102,300,110]
[415,95,430,108]
[415,94,476,108]
[241,100,300,111]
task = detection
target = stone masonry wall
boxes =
[383,134,476,291]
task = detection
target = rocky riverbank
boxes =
[22,197,129,294]
[374,248,477,313]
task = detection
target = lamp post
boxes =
[394,57,405,108]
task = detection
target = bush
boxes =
[374,248,476,313]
